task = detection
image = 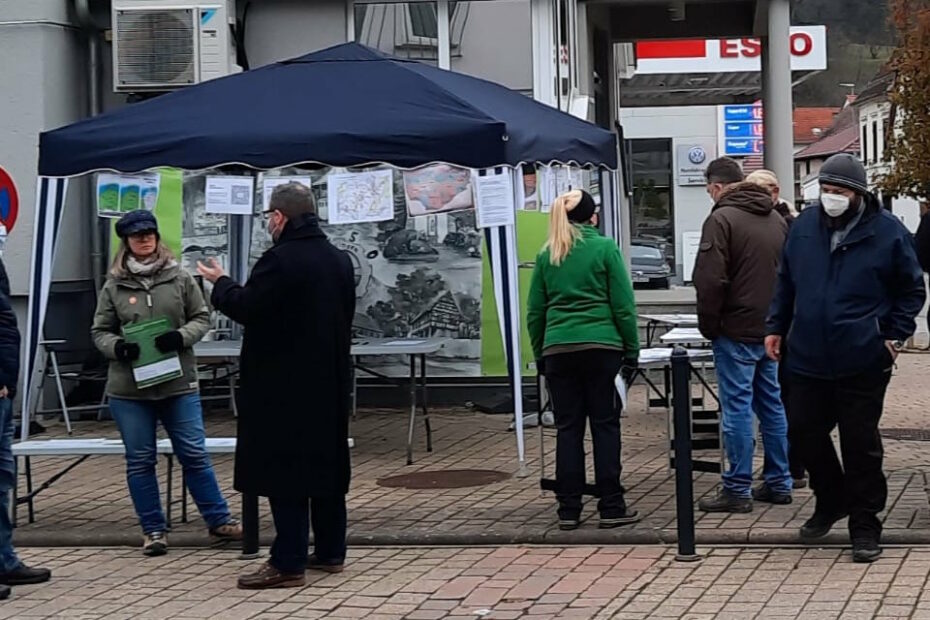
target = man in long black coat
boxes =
[198,183,355,589]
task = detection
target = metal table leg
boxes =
[165,455,173,530]
[406,356,416,465]
[25,457,34,524]
[420,354,432,453]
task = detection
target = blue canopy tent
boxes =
[28,43,622,469]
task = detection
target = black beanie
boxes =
[819,153,869,195]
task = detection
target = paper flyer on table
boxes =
[97,172,161,218]
[261,175,313,212]
[326,169,394,224]
[205,175,255,215]
[474,170,515,229]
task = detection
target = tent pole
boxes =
[508,168,526,475]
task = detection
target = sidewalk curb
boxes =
[15,527,930,548]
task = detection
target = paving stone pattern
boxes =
[14,355,930,544]
[6,545,930,619]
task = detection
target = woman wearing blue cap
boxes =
[91,210,241,556]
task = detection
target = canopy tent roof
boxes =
[38,43,617,177]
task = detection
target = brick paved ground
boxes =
[5,545,930,619]
[13,354,930,546]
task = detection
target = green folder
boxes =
[122,317,183,389]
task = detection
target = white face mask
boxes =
[821,193,851,218]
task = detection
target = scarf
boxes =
[125,253,177,288]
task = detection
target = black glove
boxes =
[114,340,141,362]
[620,356,638,384]
[154,330,185,354]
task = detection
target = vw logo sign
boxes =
[688,146,707,165]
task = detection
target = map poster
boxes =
[326,169,394,225]
[403,164,475,218]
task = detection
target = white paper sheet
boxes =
[326,169,394,224]
[261,176,313,212]
[614,374,628,412]
[474,170,515,229]
[205,175,255,215]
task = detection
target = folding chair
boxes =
[32,340,110,434]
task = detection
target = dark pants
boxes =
[789,368,891,541]
[545,349,625,519]
[778,353,805,479]
[269,495,347,574]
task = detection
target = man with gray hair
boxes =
[198,182,356,588]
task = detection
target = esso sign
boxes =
[719,32,815,59]
[634,25,827,75]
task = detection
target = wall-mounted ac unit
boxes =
[112,0,239,93]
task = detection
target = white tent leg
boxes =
[21,177,68,441]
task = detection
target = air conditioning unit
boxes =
[112,0,239,92]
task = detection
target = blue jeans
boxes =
[110,393,231,534]
[712,337,792,497]
[0,399,22,571]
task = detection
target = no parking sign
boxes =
[0,166,18,232]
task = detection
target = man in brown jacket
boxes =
[693,157,791,513]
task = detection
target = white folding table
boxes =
[195,337,450,465]
[639,313,699,347]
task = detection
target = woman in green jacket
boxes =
[527,189,640,531]
[92,210,241,556]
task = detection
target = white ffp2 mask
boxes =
[821,193,851,217]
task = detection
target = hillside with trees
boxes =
[793,0,896,106]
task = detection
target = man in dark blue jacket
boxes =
[0,260,51,597]
[766,154,926,563]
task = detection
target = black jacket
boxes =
[212,214,356,499]
[0,289,19,396]
[768,195,926,378]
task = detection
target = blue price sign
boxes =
[725,139,764,156]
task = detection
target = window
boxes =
[861,124,869,164]
[355,2,466,61]
[630,138,674,282]
[883,117,892,162]
[408,1,457,38]
[872,120,879,164]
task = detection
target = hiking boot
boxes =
[852,538,882,563]
[0,564,51,586]
[0,584,8,600]
[143,532,168,557]
[209,518,243,542]
[752,483,792,505]
[599,509,641,529]
[799,511,848,539]
[793,477,808,489]
[698,488,752,513]
[238,562,306,590]
[306,554,345,574]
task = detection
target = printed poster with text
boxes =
[109,168,183,259]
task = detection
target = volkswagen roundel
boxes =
[688,146,707,165]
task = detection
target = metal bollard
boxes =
[671,346,701,562]
[240,493,260,560]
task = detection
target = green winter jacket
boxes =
[91,264,211,400]
[527,225,639,361]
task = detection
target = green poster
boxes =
[480,210,549,376]
[109,168,184,259]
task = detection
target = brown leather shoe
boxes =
[209,518,243,542]
[306,554,345,573]
[238,562,305,590]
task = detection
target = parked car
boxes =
[629,244,672,289]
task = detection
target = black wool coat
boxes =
[212,214,356,499]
